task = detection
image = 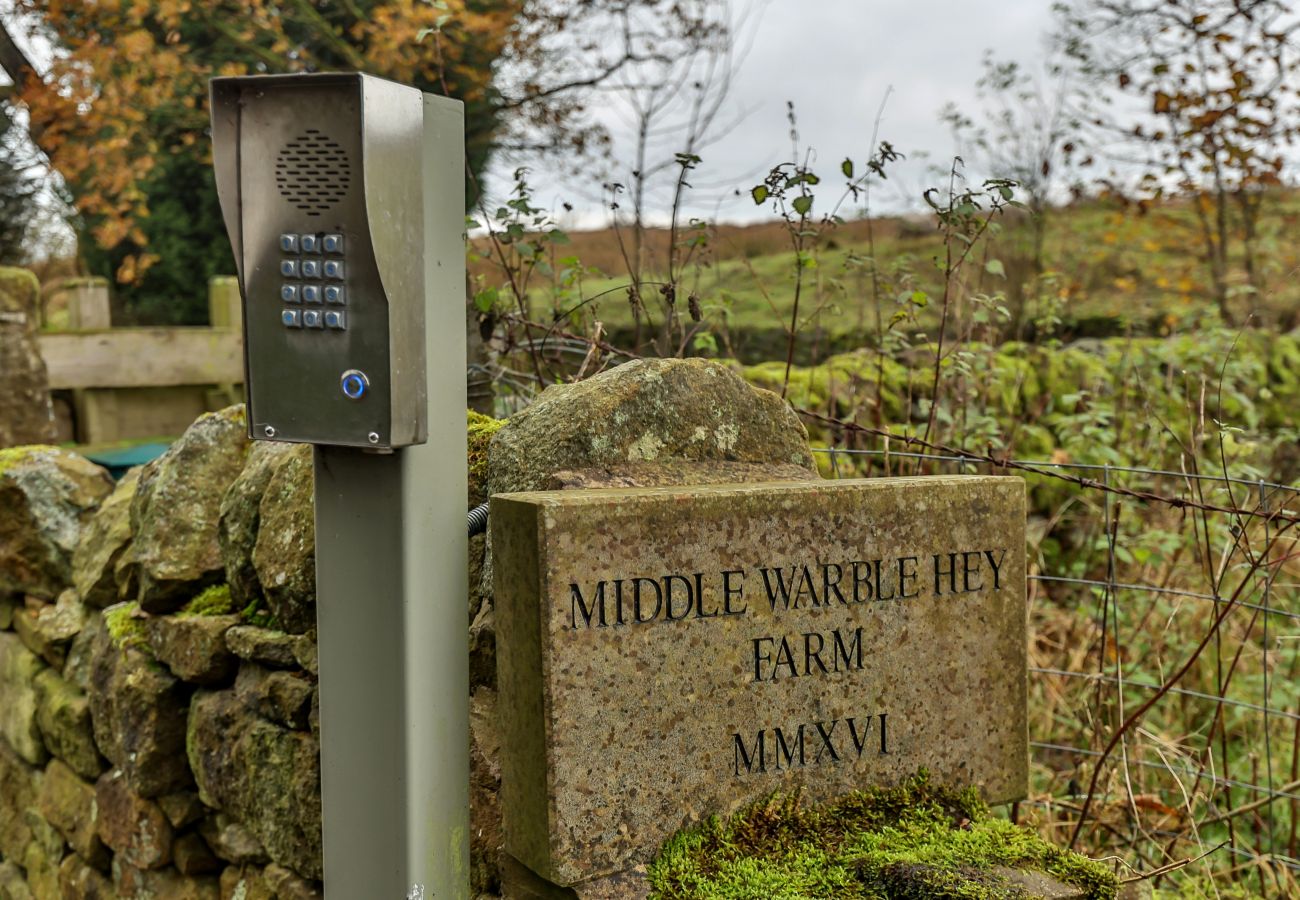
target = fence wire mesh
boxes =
[813,446,1300,891]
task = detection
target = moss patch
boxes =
[239,597,278,629]
[468,409,506,500]
[648,773,1118,900]
[179,583,235,618]
[104,601,151,655]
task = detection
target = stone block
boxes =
[0,860,32,900]
[251,445,315,634]
[112,860,219,900]
[88,617,193,797]
[492,476,1027,885]
[71,468,140,609]
[224,626,297,668]
[0,446,112,600]
[0,267,57,448]
[34,669,102,781]
[0,738,41,862]
[57,855,113,899]
[218,866,274,900]
[146,614,240,685]
[96,768,174,869]
[0,632,48,765]
[218,441,295,609]
[38,760,106,868]
[131,406,249,613]
[188,690,321,879]
[234,665,314,731]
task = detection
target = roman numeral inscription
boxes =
[733,714,889,776]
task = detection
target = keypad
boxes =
[278,233,347,330]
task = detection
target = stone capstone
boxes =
[0,446,113,600]
[0,267,57,448]
[37,759,106,869]
[486,358,815,498]
[88,615,193,797]
[0,631,49,765]
[71,468,140,609]
[218,441,295,610]
[146,614,240,685]
[250,446,315,634]
[130,406,249,614]
[187,690,322,880]
[95,768,173,869]
[34,668,103,781]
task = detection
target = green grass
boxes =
[648,773,1118,899]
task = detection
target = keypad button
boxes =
[323,260,344,280]
[280,259,299,277]
[302,284,321,304]
[300,234,320,253]
[279,234,299,253]
[281,309,301,328]
[324,285,344,304]
[324,310,346,329]
[302,309,323,328]
[280,284,300,303]
[301,259,321,278]
[322,234,344,254]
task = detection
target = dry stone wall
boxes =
[0,358,815,900]
[0,408,323,900]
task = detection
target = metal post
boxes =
[313,96,468,899]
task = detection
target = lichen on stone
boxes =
[178,584,235,618]
[0,445,57,476]
[647,772,1118,900]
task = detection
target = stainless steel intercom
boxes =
[209,72,471,900]
[211,72,452,449]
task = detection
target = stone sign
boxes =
[492,475,1028,888]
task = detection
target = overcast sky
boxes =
[508,0,1058,230]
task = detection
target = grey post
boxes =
[210,74,468,899]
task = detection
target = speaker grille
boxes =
[274,129,352,216]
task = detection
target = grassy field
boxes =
[472,189,1300,364]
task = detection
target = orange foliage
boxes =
[16,0,520,278]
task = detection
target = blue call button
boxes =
[340,369,369,401]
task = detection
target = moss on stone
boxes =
[178,584,235,618]
[103,602,151,655]
[648,772,1118,900]
[239,597,279,630]
[468,410,505,485]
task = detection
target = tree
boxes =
[0,101,42,265]
[1056,0,1300,323]
[943,49,1086,275]
[1,0,711,323]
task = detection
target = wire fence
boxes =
[813,445,1300,889]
